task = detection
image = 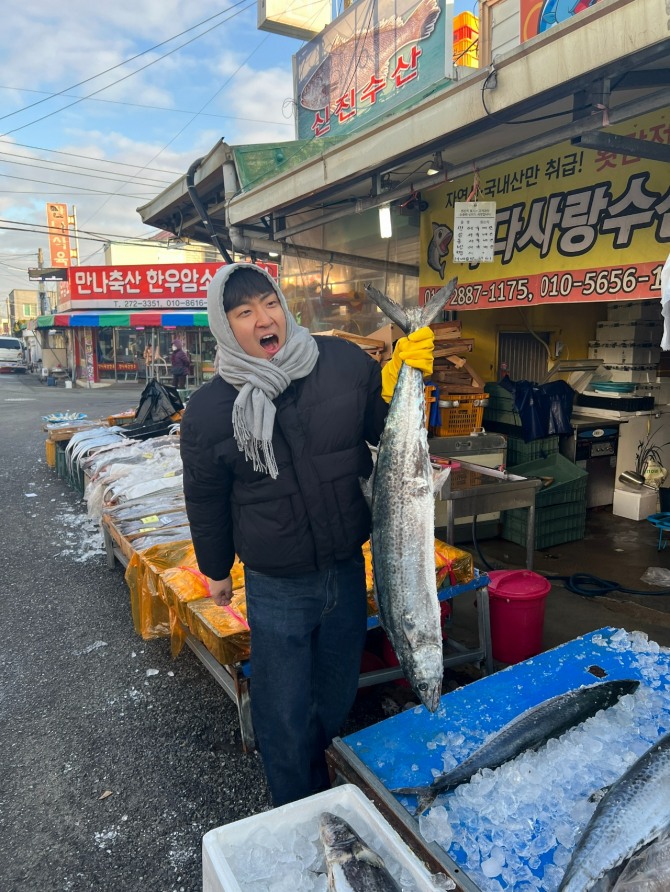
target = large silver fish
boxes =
[319,812,400,891]
[364,280,456,713]
[393,679,639,814]
[558,730,670,892]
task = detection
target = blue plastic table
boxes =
[327,627,670,891]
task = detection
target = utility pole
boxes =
[37,248,50,315]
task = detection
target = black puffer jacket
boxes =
[180,336,387,580]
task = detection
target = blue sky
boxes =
[0,0,474,298]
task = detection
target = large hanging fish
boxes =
[363,280,456,713]
[300,0,441,111]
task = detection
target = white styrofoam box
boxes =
[596,320,662,344]
[202,784,437,892]
[601,364,658,383]
[588,342,661,365]
[613,487,659,520]
[607,300,663,322]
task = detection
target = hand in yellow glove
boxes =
[381,326,435,403]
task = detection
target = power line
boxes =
[0,0,255,139]
[0,173,155,200]
[0,139,183,176]
[0,3,250,125]
[0,86,293,129]
[0,154,173,188]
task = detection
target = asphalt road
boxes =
[0,374,274,892]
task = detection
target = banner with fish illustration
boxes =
[520,0,605,41]
[419,108,669,310]
[294,0,451,141]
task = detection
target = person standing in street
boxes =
[170,338,191,388]
[180,262,434,806]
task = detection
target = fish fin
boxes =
[419,5,441,40]
[360,471,374,508]
[588,784,611,804]
[432,465,452,494]
[352,841,386,868]
[365,284,410,333]
[418,277,458,327]
[403,0,441,42]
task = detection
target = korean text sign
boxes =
[419,110,669,311]
[66,262,280,310]
[294,0,448,141]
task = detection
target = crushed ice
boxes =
[414,630,670,891]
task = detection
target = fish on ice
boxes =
[558,729,670,892]
[319,812,400,890]
[393,679,640,814]
[300,0,441,111]
[363,280,456,713]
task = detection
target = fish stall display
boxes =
[557,731,670,892]
[389,630,670,892]
[393,679,640,815]
[362,280,456,713]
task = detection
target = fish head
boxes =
[408,644,443,712]
[319,812,356,852]
[300,59,333,111]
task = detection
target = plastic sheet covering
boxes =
[362,538,474,612]
[125,535,473,664]
[125,540,196,640]
[159,556,247,661]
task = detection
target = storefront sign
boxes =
[46,202,73,269]
[294,0,449,141]
[66,261,280,310]
[419,109,669,310]
[520,0,605,41]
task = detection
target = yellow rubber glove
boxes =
[381,326,435,403]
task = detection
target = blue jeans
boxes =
[244,553,368,806]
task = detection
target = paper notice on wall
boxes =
[453,202,496,263]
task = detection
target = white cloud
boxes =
[0,1,303,296]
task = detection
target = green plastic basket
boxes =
[507,453,588,507]
[503,501,587,550]
[506,435,559,466]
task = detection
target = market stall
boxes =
[325,627,670,891]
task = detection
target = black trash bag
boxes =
[545,380,574,435]
[499,377,551,441]
[133,379,184,426]
[498,376,574,441]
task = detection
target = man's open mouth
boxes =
[260,334,279,353]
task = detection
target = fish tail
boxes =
[392,786,437,815]
[419,277,458,327]
[364,284,410,333]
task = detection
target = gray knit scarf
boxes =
[207,262,319,479]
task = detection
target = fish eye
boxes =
[418,682,428,691]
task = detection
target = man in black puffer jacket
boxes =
[180,263,434,806]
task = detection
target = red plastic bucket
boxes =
[487,570,552,664]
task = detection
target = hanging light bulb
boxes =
[378,203,393,239]
[427,152,444,176]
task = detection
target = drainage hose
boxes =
[469,517,670,596]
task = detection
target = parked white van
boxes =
[0,336,27,372]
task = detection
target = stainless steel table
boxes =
[437,461,543,569]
